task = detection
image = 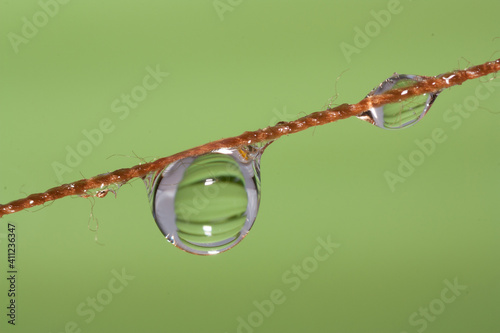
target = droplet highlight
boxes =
[145,146,263,255]
[357,74,440,129]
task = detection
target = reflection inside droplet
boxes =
[145,145,264,255]
[357,74,441,129]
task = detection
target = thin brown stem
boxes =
[1,58,499,218]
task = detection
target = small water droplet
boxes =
[80,183,121,198]
[357,74,440,129]
[145,145,263,255]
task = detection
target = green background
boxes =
[1,0,499,332]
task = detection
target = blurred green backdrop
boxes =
[1,0,499,332]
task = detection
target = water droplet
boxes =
[145,145,263,255]
[357,74,440,129]
[80,183,121,199]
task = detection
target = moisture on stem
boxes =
[1,58,499,218]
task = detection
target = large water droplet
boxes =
[145,146,263,255]
[357,74,440,129]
